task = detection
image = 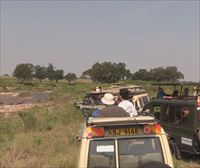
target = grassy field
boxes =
[0,77,200,167]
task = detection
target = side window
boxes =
[178,107,192,127]
[142,103,151,113]
[139,98,143,109]
[163,106,176,123]
[142,96,149,106]
[153,105,161,120]
[163,106,191,127]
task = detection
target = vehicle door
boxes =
[161,105,195,152]
[142,102,162,121]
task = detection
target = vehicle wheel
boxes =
[168,139,181,160]
[197,129,200,144]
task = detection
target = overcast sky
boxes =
[1,0,199,81]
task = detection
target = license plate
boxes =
[108,128,140,136]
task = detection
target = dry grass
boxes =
[0,77,200,168]
[173,156,200,168]
[0,79,85,167]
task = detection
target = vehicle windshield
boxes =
[88,137,164,168]
[83,94,104,105]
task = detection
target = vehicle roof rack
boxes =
[87,85,147,95]
[152,82,200,87]
[86,116,156,127]
[152,82,200,97]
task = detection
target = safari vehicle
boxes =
[142,82,200,159]
[75,85,149,117]
[77,116,174,168]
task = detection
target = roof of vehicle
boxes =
[150,97,197,105]
[87,85,147,96]
[87,116,156,127]
[152,81,200,87]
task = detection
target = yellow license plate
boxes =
[108,128,140,136]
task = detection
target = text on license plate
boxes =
[108,128,139,136]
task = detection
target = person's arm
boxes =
[92,109,101,117]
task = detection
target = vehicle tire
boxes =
[197,129,200,144]
[168,139,181,160]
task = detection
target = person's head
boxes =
[96,86,100,92]
[119,88,129,100]
[181,109,189,118]
[173,90,179,96]
[101,93,115,105]
[183,88,189,96]
[159,87,164,92]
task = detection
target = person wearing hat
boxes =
[94,93,129,118]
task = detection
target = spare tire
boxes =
[197,129,200,144]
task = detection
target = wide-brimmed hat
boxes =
[101,93,115,105]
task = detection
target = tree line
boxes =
[82,62,184,83]
[13,62,184,83]
[13,63,77,83]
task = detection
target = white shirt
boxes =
[118,100,138,117]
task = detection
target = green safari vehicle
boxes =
[142,82,200,159]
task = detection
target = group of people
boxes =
[92,88,138,118]
[157,87,190,99]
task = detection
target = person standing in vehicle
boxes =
[95,86,101,92]
[183,88,189,96]
[118,88,138,116]
[157,87,166,98]
[172,90,179,97]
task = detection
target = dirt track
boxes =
[0,92,51,117]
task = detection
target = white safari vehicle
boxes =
[75,85,149,117]
[77,116,174,168]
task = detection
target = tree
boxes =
[82,62,130,83]
[149,66,184,82]
[13,63,33,82]
[149,67,165,82]
[47,63,55,81]
[53,69,64,82]
[64,73,77,84]
[34,65,47,82]
[46,63,64,82]
[165,66,184,82]
[132,69,149,81]
[132,66,184,82]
